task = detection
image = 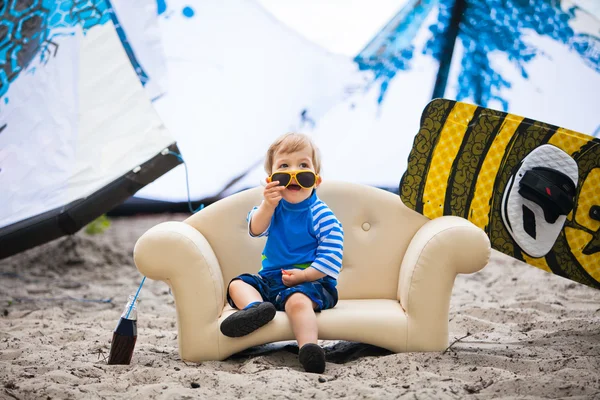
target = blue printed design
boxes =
[0,0,152,100]
[182,5,194,18]
[0,0,112,98]
[46,0,111,31]
[355,0,600,110]
[156,0,167,15]
[425,0,600,110]
[354,0,437,105]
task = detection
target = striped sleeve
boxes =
[310,201,344,279]
[247,205,270,237]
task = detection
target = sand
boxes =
[1,214,599,399]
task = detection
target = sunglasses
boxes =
[268,170,319,189]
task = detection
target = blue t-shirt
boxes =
[247,190,344,280]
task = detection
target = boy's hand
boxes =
[281,269,306,287]
[263,181,285,208]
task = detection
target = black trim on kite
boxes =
[0,143,182,260]
[431,0,466,99]
[108,196,211,216]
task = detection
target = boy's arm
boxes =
[281,206,343,286]
[247,202,276,237]
[302,267,326,281]
[281,264,326,286]
[249,181,284,237]
[309,206,344,279]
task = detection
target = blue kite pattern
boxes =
[355,0,600,110]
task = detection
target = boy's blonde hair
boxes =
[264,132,322,174]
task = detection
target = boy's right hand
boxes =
[263,181,285,208]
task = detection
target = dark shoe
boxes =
[299,343,326,373]
[220,302,276,337]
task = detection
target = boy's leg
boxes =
[284,292,318,347]
[228,279,263,309]
[285,293,325,373]
[221,276,276,338]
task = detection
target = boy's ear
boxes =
[266,176,271,183]
[316,175,322,187]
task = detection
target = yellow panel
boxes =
[468,115,524,228]
[422,103,478,218]
[522,253,552,273]
[548,127,593,154]
[565,227,600,282]
[546,128,590,158]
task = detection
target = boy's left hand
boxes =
[281,269,306,287]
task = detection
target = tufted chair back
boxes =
[184,181,429,301]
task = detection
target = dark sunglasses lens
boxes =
[296,172,316,188]
[271,173,291,186]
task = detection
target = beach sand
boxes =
[1,214,599,399]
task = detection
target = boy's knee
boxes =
[284,293,315,312]
[228,279,248,293]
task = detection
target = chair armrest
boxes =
[398,216,490,350]
[133,221,225,358]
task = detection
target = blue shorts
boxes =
[227,270,338,312]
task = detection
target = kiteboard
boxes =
[400,99,600,290]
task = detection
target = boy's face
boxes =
[271,145,321,204]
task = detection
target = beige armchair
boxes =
[134,181,490,362]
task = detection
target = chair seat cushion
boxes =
[218,299,407,358]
